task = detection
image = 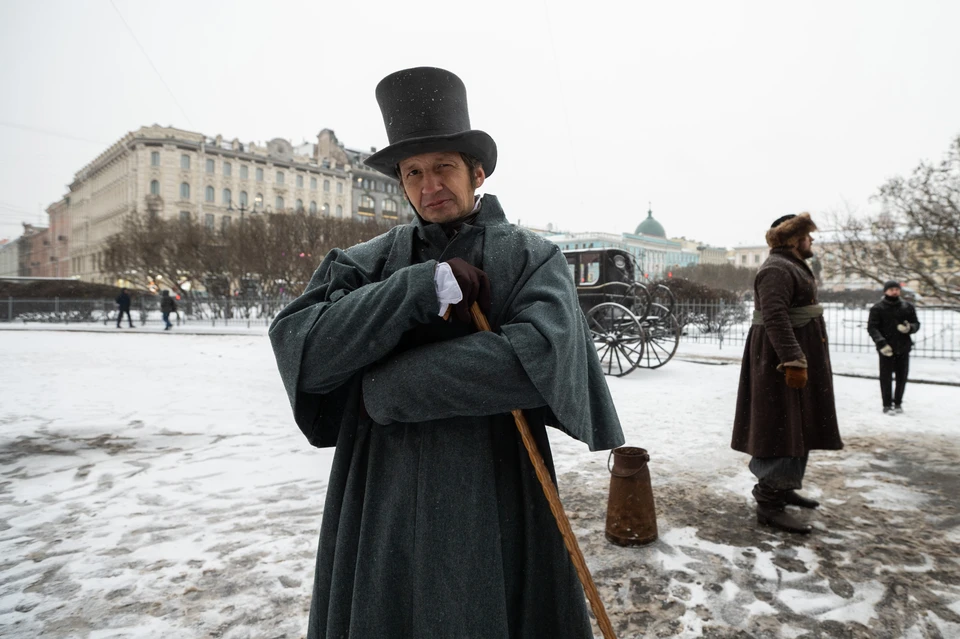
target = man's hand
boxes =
[880,344,894,357]
[444,258,491,323]
[897,321,911,334]
[784,366,807,389]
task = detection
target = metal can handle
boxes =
[607,449,649,477]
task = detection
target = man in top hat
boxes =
[731,213,843,534]
[270,67,623,638]
[867,280,921,414]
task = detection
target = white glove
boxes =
[434,262,463,317]
[897,321,911,334]
[880,344,894,357]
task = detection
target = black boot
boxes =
[753,484,812,534]
[756,505,813,534]
[784,490,819,509]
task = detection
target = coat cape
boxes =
[732,249,843,458]
[269,195,624,638]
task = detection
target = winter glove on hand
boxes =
[897,321,911,334]
[784,366,807,389]
[879,344,894,357]
[443,258,492,323]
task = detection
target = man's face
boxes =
[885,287,901,297]
[398,151,485,224]
[797,233,815,259]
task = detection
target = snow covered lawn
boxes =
[1,331,958,638]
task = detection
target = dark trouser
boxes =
[749,455,808,507]
[879,353,909,407]
[117,309,133,326]
[162,312,172,328]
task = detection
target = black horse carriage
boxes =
[563,247,681,376]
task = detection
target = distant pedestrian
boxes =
[867,280,920,414]
[115,288,133,328]
[160,290,177,330]
[732,213,843,535]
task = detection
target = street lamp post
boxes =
[227,200,249,297]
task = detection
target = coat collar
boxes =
[411,194,507,242]
[769,246,815,277]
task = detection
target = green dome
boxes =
[635,209,665,238]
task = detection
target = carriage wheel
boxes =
[622,282,651,320]
[637,303,680,369]
[586,302,645,377]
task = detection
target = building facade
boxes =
[0,239,19,278]
[728,245,769,269]
[546,208,696,280]
[50,124,413,284]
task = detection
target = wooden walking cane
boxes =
[467,302,617,639]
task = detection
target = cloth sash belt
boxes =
[752,304,823,328]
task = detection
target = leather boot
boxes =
[756,505,812,534]
[783,490,819,509]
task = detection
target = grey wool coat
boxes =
[731,249,843,458]
[269,195,624,639]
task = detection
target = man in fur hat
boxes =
[269,67,624,638]
[731,213,843,534]
[867,280,921,414]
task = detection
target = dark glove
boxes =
[784,366,807,389]
[444,258,491,324]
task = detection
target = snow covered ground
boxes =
[1,330,958,638]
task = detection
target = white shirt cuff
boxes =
[434,262,463,317]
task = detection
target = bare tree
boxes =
[822,135,960,306]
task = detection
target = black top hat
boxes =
[364,67,497,178]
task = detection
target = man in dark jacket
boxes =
[115,288,133,328]
[732,213,843,534]
[867,280,920,414]
[269,68,624,638]
[159,290,176,330]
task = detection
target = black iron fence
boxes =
[675,300,959,359]
[0,297,291,328]
[4,296,959,359]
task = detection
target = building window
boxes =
[310,177,317,190]
[180,210,190,222]
[276,171,284,185]
[222,188,232,205]
[223,162,232,177]
[240,165,249,180]
[205,186,215,202]
[206,159,215,174]
[359,195,375,211]
[150,180,160,195]
[324,179,330,192]
[239,191,248,207]
[204,213,215,229]
[180,154,190,170]
[180,183,190,200]
[754,254,760,264]
[309,201,317,215]
[322,203,330,216]
[151,151,160,166]
[337,182,343,194]
[336,204,343,217]
[256,167,264,182]
[275,196,284,210]
[296,198,304,212]
[296,174,304,188]
[740,255,747,265]
[383,199,398,217]
[222,216,231,232]
[362,179,370,190]
[254,193,263,209]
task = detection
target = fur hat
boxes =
[883,280,901,291]
[765,213,817,249]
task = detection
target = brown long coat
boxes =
[732,249,842,457]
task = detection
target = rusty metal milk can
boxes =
[605,446,658,546]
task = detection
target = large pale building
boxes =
[51,124,413,284]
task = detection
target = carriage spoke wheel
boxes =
[586,302,645,377]
[637,303,680,369]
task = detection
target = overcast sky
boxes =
[1,0,958,247]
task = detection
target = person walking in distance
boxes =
[732,213,843,534]
[269,67,624,638]
[867,280,920,414]
[160,290,176,330]
[116,288,133,328]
